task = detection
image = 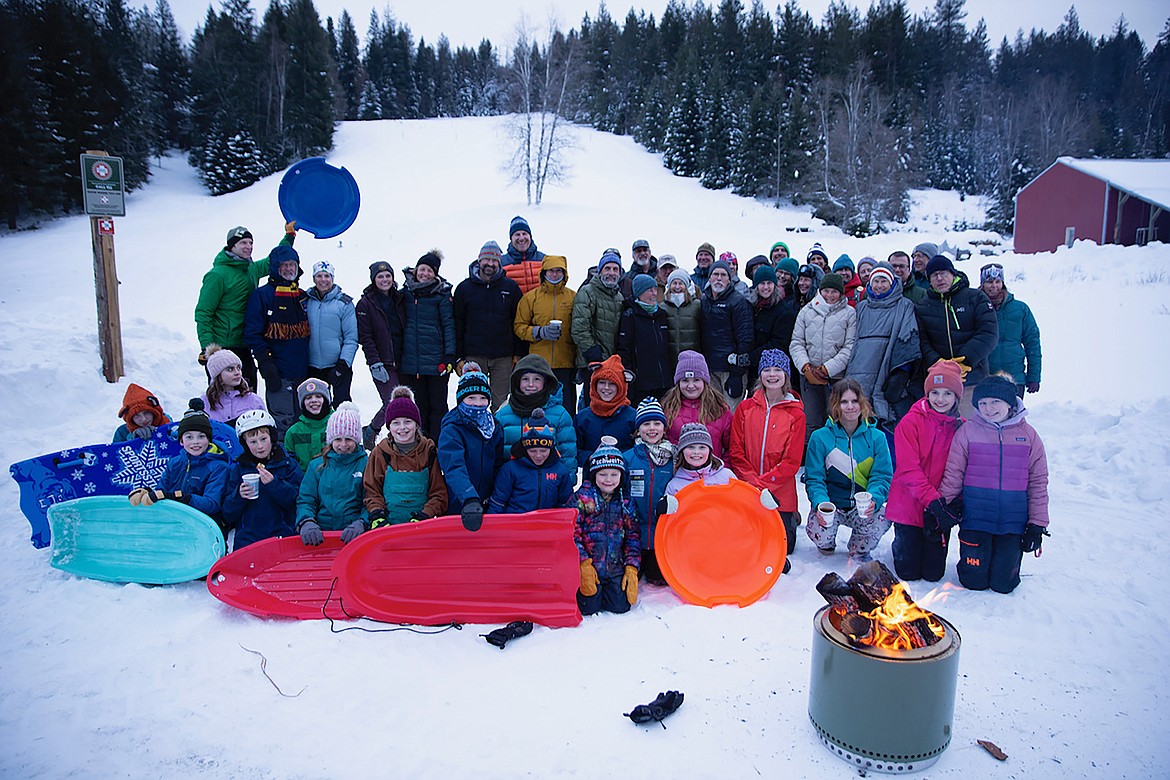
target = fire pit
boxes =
[808,563,961,774]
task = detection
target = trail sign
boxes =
[80,153,126,217]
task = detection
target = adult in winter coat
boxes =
[401,251,457,436]
[700,259,754,406]
[305,261,359,406]
[501,215,547,293]
[691,242,716,292]
[495,354,577,465]
[885,360,965,582]
[662,269,702,354]
[572,251,626,368]
[619,239,657,301]
[747,264,797,386]
[616,274,676,404]
[915,255,998,417]
[513,255,577,415]
[453,240,524,411]
[195,223,296,388]
[803,379,893,563]
[790,273,858,447]
[794,263,824,311]
[355,260,406,442]
[727,349,806,552]
[833,254,865,308]
[846,263,920,425]
[980,263,1042,396]
[244,244,310,436]
[910,242,937,291]
[939,375,1049,593]
[887,250,926,304]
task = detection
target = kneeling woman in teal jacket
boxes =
[803,378,893,564]
[296,402,369,545]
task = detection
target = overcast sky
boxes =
[167,0,1168,52]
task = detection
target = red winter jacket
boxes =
[885,398,965,527]
[844,274,865,308]
[727,389,806,511]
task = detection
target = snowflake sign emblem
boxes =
[111,441,170,489]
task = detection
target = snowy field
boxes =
[2,116,1168,778]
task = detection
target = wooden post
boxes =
[86,150,124,382]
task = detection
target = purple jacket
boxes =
[885,398,964,527]
[200,390,267,425]
[939,404,1049,535]
[665,457,736,496]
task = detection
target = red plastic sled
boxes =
[206,532,350,620]
[333,509,581,628]
[655,480,787,607]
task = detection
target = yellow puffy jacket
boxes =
[513,255,577,370]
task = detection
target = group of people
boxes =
[119,217,1050,618]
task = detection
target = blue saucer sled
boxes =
[278,157,360,239]
[48,496,225,584]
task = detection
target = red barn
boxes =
[1013,157,1170,254]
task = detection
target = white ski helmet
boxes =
[235,408,277,437]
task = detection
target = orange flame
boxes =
[843,582,945,651]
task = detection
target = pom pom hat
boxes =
[326,401,363,444]
[457,362,492,403]
[520,407,556,450]
[205,344,242,379]
[634,397,667,428]
[383,385,422,428]
[178,398,213,439]
[587,436,626,478]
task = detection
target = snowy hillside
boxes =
[1,116,1168,779]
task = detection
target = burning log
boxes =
[816,561,944,650]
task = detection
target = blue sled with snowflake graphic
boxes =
[8,421,240,549]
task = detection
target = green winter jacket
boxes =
[662,293,702,353]
[988,292,1042,386]
[284,413,331,471]
[296,448,369,530]
[571,273,625,367]
[195,233,294,348]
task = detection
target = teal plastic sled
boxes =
[48,496,226,584]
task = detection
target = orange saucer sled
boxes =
[655,480,787,607]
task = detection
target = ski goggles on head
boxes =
[980,263,1005,283]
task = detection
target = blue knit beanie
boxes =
[758,349,791,375]
[972,375,1017,408]
[832,254,855,273]
[509,215,531,237]
[598,251,623,274]
[632,274,657,300]
[634,397,667,428]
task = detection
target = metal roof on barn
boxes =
[1056,157,1170,212]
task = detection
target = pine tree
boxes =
[357,79,383,119]
[282,0,338,158]
[151,0,191,149]
[335,10,364,120]
[699,70,734,189]
[663,76,702,177]
[200,127,266,194]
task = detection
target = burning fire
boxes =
[852,582,945,651]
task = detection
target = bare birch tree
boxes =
[504,15,576,205]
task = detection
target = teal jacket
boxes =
[296,448,368,530]
[988,292,1041,386]
[805,417,893,512]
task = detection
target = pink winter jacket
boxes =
[884,398,964,527]
[666,397,733,459]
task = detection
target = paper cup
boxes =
[242,473,260,500]
[549,319,562,328]
[854,492,873,517]
[817,502,836,526]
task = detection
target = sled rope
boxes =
[322,576,463,635]
[239,645,305,698]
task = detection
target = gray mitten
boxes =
[340,519,366,544]
[531,326,546,341]
[370,362,390,384]
[299,520,324,546]
[543,321,562,340]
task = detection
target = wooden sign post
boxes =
[80,150,125,382]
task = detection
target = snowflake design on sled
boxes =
[111,441,170,489]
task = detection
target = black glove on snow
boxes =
[482,621,533,649]
[461,499,484,532]
[1021,523,1048,554]
[625,691,685,727]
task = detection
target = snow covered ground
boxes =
[2,116,1168,778]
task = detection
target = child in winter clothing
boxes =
[200,344,267,426]
[727,349,806,553]
[665,423,737,495]
[363,386,448,527]
[295,402,369,546]
[662,351,733,459]
[221,408,304,551]
[575,354,637,471]
[886,360,966,582]
[495,354,577,465]
[283,378,333,470]
[938,375,1050,594]
[113,383,171,442]
[804,379,893,564]
[622,398,675,584]
[437,364,506,531]
[488,408,576,513]
[575,438,641,616]
[128,400,229,531]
